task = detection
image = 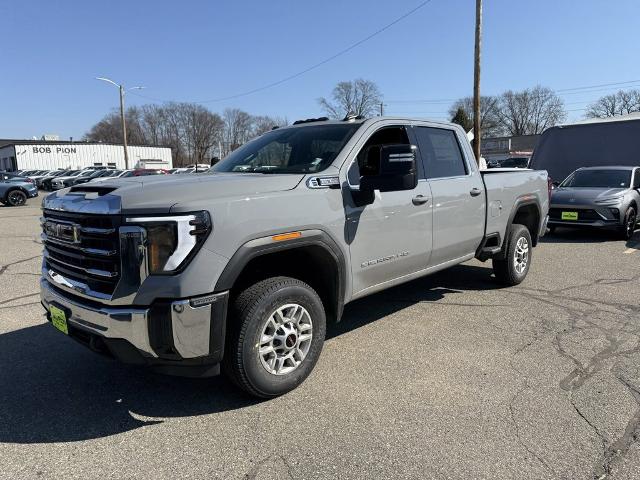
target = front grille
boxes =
[549,208,603,221]
[42,210,121,296]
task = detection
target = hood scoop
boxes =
[68,185,118,196]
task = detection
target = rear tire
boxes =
[619,207,637,241]
[223,276,326,398]
[493,224,532,286]
[5,189,27,207]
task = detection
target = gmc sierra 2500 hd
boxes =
[40,116,550,398]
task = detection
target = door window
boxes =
[634,169,640,189]
[347,126,412,185]
[414,127,467,179]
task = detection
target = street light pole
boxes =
[472,0,483,165]
[96,77,144,170]
[118,84,129,169]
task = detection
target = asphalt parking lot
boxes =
[1,202,639,480]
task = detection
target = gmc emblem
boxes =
[44,221,80,244]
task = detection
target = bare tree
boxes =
[448,95,501,137]
[222,108,253,154]
[176,104,224,165]
[586,89,640,118]
[84,107,146,145]
[497,85,565,136]
[86,103,225,166]
[252,115,288,136]
[318,79,382,118]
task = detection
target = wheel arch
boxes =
[496,198,542,258]
[3,186,29,203]
[215,230,347,324]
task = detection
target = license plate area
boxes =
[561,211,578,221]
[49,303,70,335]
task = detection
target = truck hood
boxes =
[44,173,304,214]
[551,187,626,204]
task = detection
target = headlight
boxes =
[126,211,211,274]
[594,195,624,206]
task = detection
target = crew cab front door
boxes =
[344,124,433,297]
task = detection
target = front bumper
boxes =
[40,278,229,376]
[548,204,624,229]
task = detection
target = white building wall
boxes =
[8,144,172,170]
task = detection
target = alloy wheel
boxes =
[7,191,26,206]
[513,236,529,275]
[259,303,313,376]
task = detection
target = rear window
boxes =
[414,127,467,179]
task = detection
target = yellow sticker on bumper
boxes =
[50,305,69,335]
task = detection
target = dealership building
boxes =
[0,139,172,171]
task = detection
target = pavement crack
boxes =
[595,376,640,479]
[244,454,295,480]
[0,292,40,306]
[0,254,41,276]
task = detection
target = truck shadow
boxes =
[328,263,501,340]
[0,263,498,444]
[541,228,620,244]
[541,227,640,250]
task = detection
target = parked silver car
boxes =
[548,166,640,239]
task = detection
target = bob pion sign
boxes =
[32,146,77,154]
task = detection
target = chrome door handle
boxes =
[412,195,430,205]
[470,187,482,197]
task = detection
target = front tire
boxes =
[5,189,27,207]
[493,224,532,286]
[619,207,637,240]
[224,276,326,398]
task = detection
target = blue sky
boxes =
[2,0,640,139]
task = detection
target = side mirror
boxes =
[359,144,418,193]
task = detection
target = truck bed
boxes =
[481,168,550,248]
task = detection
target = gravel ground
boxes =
[1,202,639,479]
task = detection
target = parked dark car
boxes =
[487,157,529,169]
[548,166,640,239]
[41,170,78,191]
[36,170,69,189]
[69,169,115,186]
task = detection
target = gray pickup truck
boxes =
[40,117,549,397]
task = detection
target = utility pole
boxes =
[118,85,129,169]
[472,0,482,165]
[96,77,145,170]
[379,102,384,116]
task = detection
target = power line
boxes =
[131,0,433,105]
[555,79,640,92]
[385,79,640,104]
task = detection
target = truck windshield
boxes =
[560,169,631,188]
[213,123,360,174]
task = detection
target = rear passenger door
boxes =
[413,125,485,266]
